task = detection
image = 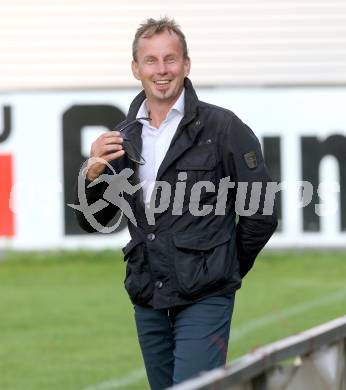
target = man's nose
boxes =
[156,60,168,74]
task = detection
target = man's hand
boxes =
[86,131,125,181]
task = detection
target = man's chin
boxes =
[153,91,173,101]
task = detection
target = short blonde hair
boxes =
[132,17,189,61]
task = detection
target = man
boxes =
[74,17,277,390]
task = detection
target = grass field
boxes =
[0,249,345,390]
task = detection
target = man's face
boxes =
[132,30,190,106]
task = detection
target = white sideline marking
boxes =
[231,287,346,342]
[81,368,146,390]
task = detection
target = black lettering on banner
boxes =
[0,106,11,143]
[302,134,346,232]
[63,105,127,235]
[263,136,282,230]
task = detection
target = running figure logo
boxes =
[69,158,143,232]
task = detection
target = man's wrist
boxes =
[82,166,98,182]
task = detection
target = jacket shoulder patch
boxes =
[244,151,257,169]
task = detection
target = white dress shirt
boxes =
[136,89,185,205]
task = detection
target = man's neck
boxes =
[146,93,182,128]
[147,105,169,128]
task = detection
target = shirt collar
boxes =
[171,88,185,115]
[136,88,185,121]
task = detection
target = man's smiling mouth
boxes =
[154,80,170,85]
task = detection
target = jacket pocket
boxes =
[122,240,153,305]
[177,142,217,176]
[175,145,219,207]
[173,230,232,298]
[176,142,217,171]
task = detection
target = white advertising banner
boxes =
[0,88,345,250]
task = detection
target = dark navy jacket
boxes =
[75,78,278,309]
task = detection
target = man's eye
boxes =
[166,57,176,63]
[145,58,155,64]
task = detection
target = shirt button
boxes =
[155,281,163,289]
[147,233,156,241]
[195,120,201,127]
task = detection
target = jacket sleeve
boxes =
[222,114,278,277]
[73,163,121,233]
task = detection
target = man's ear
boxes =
[184,57,191,77]
[131,60,140,80]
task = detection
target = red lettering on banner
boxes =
[0,154,14,236]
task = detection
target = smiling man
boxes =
[131,27,190,128]
[75,17,277,390]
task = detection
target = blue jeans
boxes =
[134,293,235,390]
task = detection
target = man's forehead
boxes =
[137,30,183,54]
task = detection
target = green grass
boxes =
[0,250,345,390]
